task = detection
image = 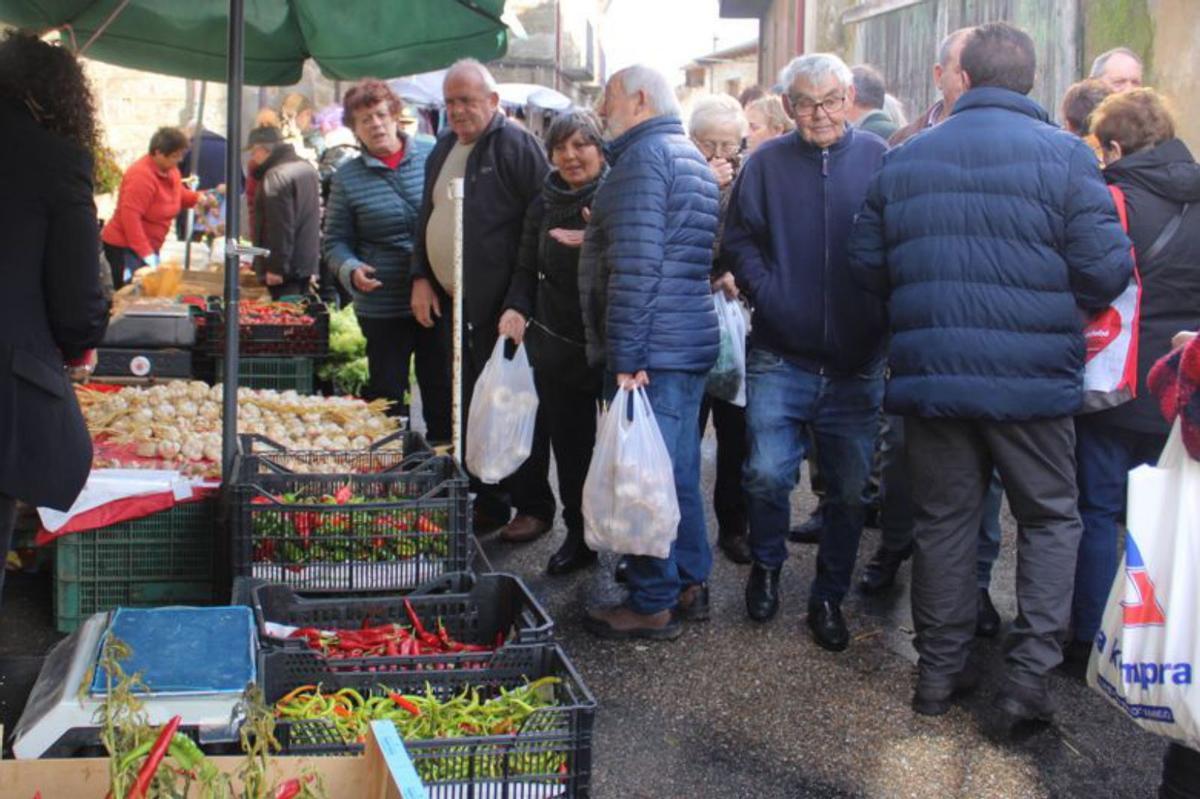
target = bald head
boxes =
[444,58,500,143]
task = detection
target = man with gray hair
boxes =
[411,58,554,541]
[579,64,720,640]
[1089,46,1143,93]
[845,64,897,140]
[721,52,888,652]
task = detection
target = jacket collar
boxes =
[951,87,1050,123]
[360,133,412,170]
[543,164,609,206]
[252,143,299,180]
[604,115,685,163]
[784,123,857,157]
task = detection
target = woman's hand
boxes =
[263,273,284,287]
[709,157,734,189]
[548,228,585,248]
[498,309,527,345]
[1172,330,1198,350]
[712,271,738,299]
[351,264,382,293]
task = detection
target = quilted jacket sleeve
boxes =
[321,168,364,293]
[1062,140,1134,311]
[848,171,891,298]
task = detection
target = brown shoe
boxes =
[676,583,710,622]
[583,604,682,640]
[499,514,551,543]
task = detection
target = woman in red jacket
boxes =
[101,127,200,288]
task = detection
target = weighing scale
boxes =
[11,606,258,759]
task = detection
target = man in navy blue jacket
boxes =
[721,53,888,653]
[579,65,720,641]
[849,23,1133,722]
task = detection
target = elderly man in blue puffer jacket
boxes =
[849,22,1133,723]
[579,64,720,641]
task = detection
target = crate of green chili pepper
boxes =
[231,434,470,592]
[268,643,595,798]
[254,572,555,677]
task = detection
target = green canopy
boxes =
[0,0,508,84]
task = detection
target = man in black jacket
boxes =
[411,60,552,539]
[247,125,321,300]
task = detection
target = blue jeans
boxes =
[1072,416,1166,644]
[618,370,710,614]
[743,349,884,602]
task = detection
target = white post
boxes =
[450,177,466,463]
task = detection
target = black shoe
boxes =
[976,589,1001,638]
[745,562,781,622]
[676,583,710,622]
[788,513,822,544]
[718,532,752,565]
[912,668,980,716]
[614,557,629,585]
[858,544,912,594]
[993,679,1055,724]
[807,599,850,652]
[547,536,597,576]
[472,509,509,536]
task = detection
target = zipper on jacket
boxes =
[821,148,831,356]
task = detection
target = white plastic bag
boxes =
[582,386,680,558]
[705,292,747,407]
[1088,419,1200,749]
[465,337,539,484]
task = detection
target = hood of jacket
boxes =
[1104,138,1200,204]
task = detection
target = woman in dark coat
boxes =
[0,32,110,600]
[500,111,607,574]
[1069,89,1200,665]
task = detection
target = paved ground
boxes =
[0,427,1168,797]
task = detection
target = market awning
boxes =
[0,0,508,84]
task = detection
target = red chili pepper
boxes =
[126,715,182,799]
[273,775,314,799]
[389,693,422,716]
[404,600,430,640]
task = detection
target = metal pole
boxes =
[221,0,245,478]
[451,177,465,463]
[184,80,208,271]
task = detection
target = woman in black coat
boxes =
[500,111,607,575]
[0,32,110,598]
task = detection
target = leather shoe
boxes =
[718,532,752,564]
[858,544,912,594]
[547,536,597,576]
[614,557,629,584]
[499,514,551,544]
[472,509,509,536]
[912,668,980,716]
[676,583,710,622]
[993,678,1055,724]
[807,599,850,652]
[788,512,822,544]
[745,562,781,622]
[976,588,1001,638]
[583,604,681,641]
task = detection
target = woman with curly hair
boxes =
[0,31,109,602]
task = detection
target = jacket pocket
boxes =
[11,349,68,399]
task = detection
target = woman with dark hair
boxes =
[323,79,450,438]
[501,110,607,574]
[0,31,109,602]
[101,126,211,288]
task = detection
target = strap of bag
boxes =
[1144,203,1191,263]
[1108,184,1130,232]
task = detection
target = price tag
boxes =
[129,355,152,377]
[370,720,428,799]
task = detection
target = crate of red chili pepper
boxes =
[253,572,554,678]
[199,296,330,357]
[230,434,470,592]
[268,643,595,798]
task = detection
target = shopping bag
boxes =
[1081,185,1142,413]
[464,337,539,484]
[1088,419,1200,749]
[582,386,680,558]
[705,292,748,407]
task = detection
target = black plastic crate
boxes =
[201,296,329,357]
[94,347,192,378]
[269,644,595,798]
[254,572,553,675]
[237,431,428,476]
[231,435,469,592]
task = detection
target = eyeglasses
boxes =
[788,94,847,117]
[694,138,740,158]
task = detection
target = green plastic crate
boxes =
[216,357,315,394]
[54,500,219,633]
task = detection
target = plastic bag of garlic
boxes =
[76,381,402,477]
[465,338,539,484]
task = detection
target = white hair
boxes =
[1090,47,1142,78]
[446,58,498,93]
[778,53,853,95]
[883,93,907,127]
[612,64,681,117]
[688,94,747,138]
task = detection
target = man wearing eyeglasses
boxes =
[720,53,888,653]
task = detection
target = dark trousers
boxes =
[103,244,142,291]
[519,372,599,534]
[267,278,312,301]
[358,314,452,441]
[0,495,15,603]
[698,395,747,536]
[1162,744,1200,799]
[906,416,1082,690]
[1072,416,1166,644]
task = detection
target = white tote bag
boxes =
[464,338,539,484]
[1088,420,1200,749]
